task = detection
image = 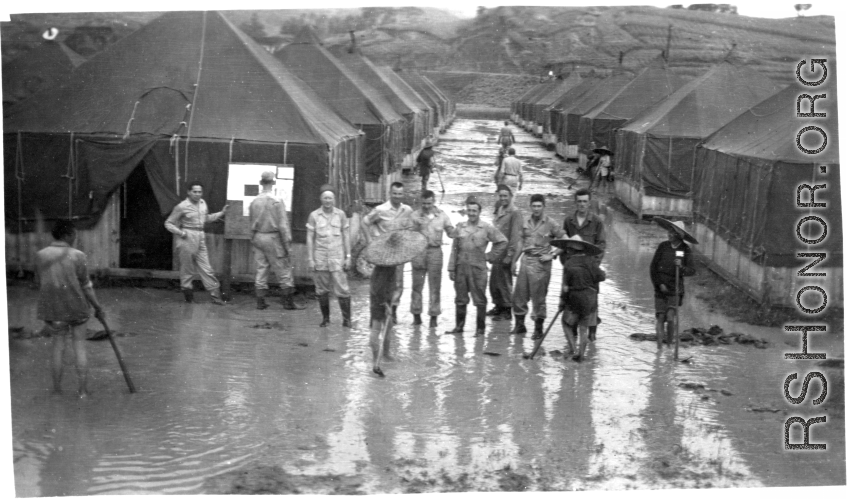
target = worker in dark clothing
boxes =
[558,235,605,361]
[650,218,698,347]
[416,139,436,191]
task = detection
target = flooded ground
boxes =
[6,119,844,495]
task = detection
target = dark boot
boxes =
[412,314,423,325]
[282,288,305,310]
[486,306,502,316]
[445,305,466,334]
[429,316,438,328]
[256,289,269,310]
[210,289,224,306]
[339,297,352,328]
[493,306,512,321]
[182,288,194,303]
[475,306,486,336]
[392,305,398,324]
[319,294,331,327]
[510,314,527,335]
[531,318,544,340]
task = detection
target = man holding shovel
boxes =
[363,229,427,376]
[556,235,605,361]
[650,218,697,348]
[35,220,106,398]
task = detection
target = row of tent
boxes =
[512,57,841,307]
[3,11,454,277]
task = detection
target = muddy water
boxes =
[7,119,844,495]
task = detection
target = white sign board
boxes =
[227,163,294,216]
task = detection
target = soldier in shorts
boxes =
[36,220,106,398]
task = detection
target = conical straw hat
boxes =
[549,235,602,256]
[654,217,699,244]
[364,229,427,266]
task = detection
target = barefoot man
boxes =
[36,220,106,398]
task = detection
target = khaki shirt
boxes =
[164,198,223,233]
[501,156,522,177]
[364,200,414,237]
[521,214,565,257]
[249,192,290,242]
[448,221,508,271]
[493,203,524,262]
[410,207,455,247]
[306,207,348,272]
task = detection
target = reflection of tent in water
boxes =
[692,63,841,307]
[275,26,404,202]
[615,61,783,218]
[2,38,86,110]
[4,11,364,280]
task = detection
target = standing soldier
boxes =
[511,194,566,338]
[500,148,523,192]
[410,190,455,328]
[306,184,352,328]
[498,121,516,149]
[445,196,507,337]
[363,182,414,322]
[165,181,228,305]
[36,220,106,398]
[249,171,304,311]
[416,139,436,191]
[487,184,524,322]
[562,188,607,342]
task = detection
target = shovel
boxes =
[97,317,136,393]
[523,309,563,360]
[434,165,446,193]
[373,303,394,377]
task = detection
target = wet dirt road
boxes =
[6,119,844,494]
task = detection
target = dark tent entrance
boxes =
[119,163,173,270]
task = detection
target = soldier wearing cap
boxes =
[511,194,566,338]
[362,181,414,322]
[249,171,303,311]
[487,184,524,322]
[306,184,352,328]
[445,196,508,336]
[164,181,228,304]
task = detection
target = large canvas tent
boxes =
[397,70,453,132]
[414,72,455,127]
[376,66,436,139]
[692,68,840,306]
[329,44,427,162]
[4,11,364,276]
[577,56,690,153]
[558,72,634,154]
[514,82,553,126]
[615,62,783,217]
[2,39,86,111]
[536,72,582,136]
[549,76,603,156]
[275,27,405,190]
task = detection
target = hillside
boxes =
[2,6,837,106]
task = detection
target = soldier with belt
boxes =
[249,171,304,311]
[409,189,455,328]
[487,184,524,322]
[164,181,228,305]
[511,194,566,338]
[445,196,507,337]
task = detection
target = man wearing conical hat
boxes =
[306,184,352,328]
[558,235,605,361]
[445,196,508,337]
[249,171,304,311]
[650,219,697,346]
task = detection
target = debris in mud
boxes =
[746,406,782,413]
[249,322,285,330]
[297,342,309,347]
[483,351,501,357]
[496,467,531,491]
[629,325,769,348]
[679,382,705,390]
[205,464,365,495]
[720,389,733,396]
[322,348,337,352]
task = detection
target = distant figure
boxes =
[164,181,228,305]
[590,145,613,193]
[493,146,507,184]
[498,121,516,149]
[500,148,523,191]
[416,139,436,191]
[36,220,106,398]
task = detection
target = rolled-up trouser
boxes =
[370,318,393,360]
[313,270,351,298]
[502,174,519,190]
[411,247,443,316]
[454,264,488,307]
[177,231,219,291]
[489,261,513,308]
[252,232,294,291]
[512,255,552,319]
[392,263,405,306]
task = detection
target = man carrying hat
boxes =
[249,171,304,311]
[363,182,414,322]
[650,218,697,346]
[511,194,566,338]
[165,181,229,305]
[446,196,508,336]
[487,184,524,322]
[557,235,605,361]
[306,184,352,328]
[409,189,455,328]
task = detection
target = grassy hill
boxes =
[2,6,836,106]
